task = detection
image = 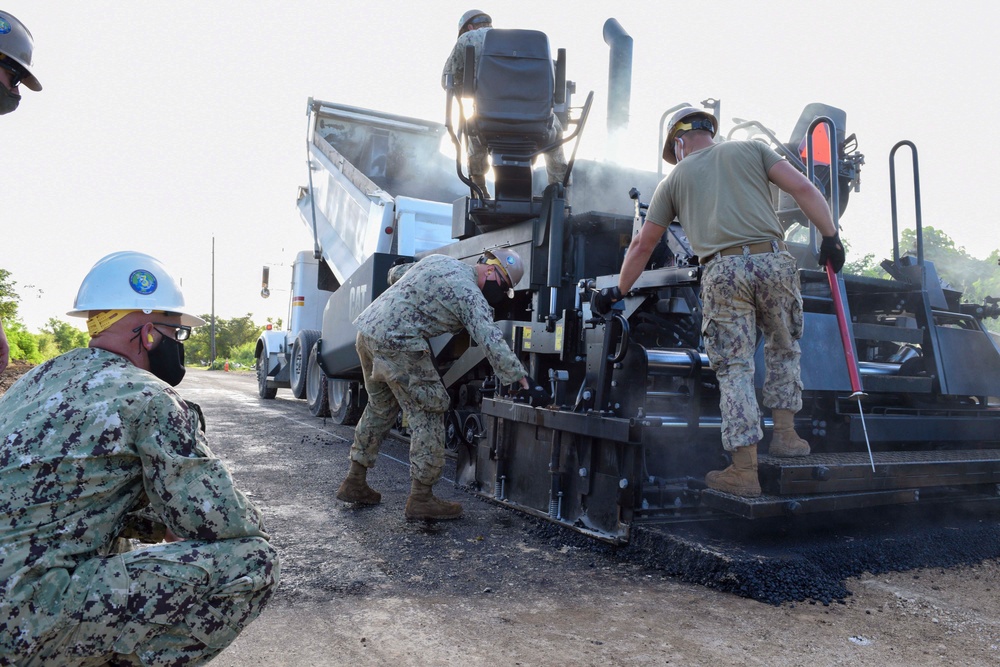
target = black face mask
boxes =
[481,280,508,308]
[0,87,19,115]
[147,335,187,386]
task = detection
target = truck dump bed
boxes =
[296,100,467,285]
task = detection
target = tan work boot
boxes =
[705,444,761,497]
[336,460,381,505]
[405,480,463,521]
[769,409,810,457]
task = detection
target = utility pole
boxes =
[210,236,216,367]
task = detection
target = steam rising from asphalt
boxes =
[566,159,662,216]
[314,102,676,222]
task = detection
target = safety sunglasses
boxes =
[155,323,191,341]
[0,59,25,88]
[132,323,192,342]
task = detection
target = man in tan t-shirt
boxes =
[591,106,845,497]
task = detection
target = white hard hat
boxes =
[662,105,719,165]
[67,251,206,327]
[0,11,41,91]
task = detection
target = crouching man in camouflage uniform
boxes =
[592,107,846,497]
[336,248,547,520]
[0,252,279,666]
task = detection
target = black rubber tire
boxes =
[328,379,365,426]
[306,345,331,418]
[445,411,462,455]
[289,329,320,399]
[256,350,277,399]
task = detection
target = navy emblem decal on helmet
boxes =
[129,269,158,295]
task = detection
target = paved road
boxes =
[180,369,1000,667]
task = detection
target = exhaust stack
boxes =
[603,18,633,156]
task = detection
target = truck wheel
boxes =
[290,329,320,399]
[306,345,331,418]
[445,411,462,455]
[328,379,365,425]
[256,350,277,399]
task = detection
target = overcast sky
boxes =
[2,1,996,332]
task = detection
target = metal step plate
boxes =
[700,487,919,519]
[760,448,1000,495]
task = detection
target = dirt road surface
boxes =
[172,369,1000,666]
[72,369,1000,664]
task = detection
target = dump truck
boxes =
[257,20,1000,543]
[254,104,464,413]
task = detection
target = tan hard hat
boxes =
[662,106,718,165]
[483,247,523,289]
[0,11,41,91]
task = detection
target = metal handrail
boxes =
[805,117,841,256]
[656,103,688,179]
[727,119,812,177]
[889,140,922,265]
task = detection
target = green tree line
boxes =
[0,268,86,363]
[186,314,283,369]
[1,268,279,367]
[4,228,999,363]
[844,226,1000,319]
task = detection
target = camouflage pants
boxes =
[701,250,803,451]
[351,332,451,485]
[469,116,569,186]
[16,537,278,667]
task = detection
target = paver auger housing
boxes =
[268,20,1000,543]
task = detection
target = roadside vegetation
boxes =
[184,316,283,370]
[844,227,1000,309]
[0,268,279,369]
[2,226,997,366]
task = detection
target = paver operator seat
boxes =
[464,28,561,204]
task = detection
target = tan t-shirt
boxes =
[645,141,785,258]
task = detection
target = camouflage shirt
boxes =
[355,254,527,385]
[441,26,491,90]
[0,347,267,647]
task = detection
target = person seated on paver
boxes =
[441,9,568,198]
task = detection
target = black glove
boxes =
[516,376,551,407]
[819,233,845,273]
[391,256,414,268]
[590,286,622,316]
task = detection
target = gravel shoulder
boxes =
[189,369,1000,666]
[40,368,1000,666]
